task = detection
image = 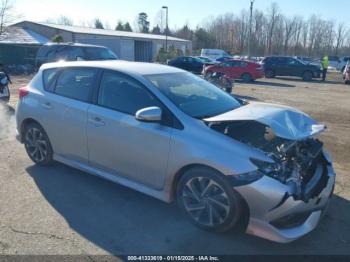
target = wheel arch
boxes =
[20,118,44,142]
[171,163,250,232]
[302,70,314,78]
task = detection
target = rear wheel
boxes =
[265,69,275,78]
[177,166,243,232]
[241,73,252,83]
[302,71,313,81]
[24,123,53,166]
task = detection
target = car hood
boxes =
[204,102,326,140]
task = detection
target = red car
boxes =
[203,59,264,82]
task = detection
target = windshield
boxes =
[296,58,307,65]
[145,72,241,119]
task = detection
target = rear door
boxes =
[224,61,241,78]
[41,67,98,164]
[275,57,290,76]
[86,70,173,189]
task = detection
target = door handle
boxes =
[41,102,52,110]
[89,117,105,127]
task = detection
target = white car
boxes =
[327,56,340,70]
[337,56,350,73]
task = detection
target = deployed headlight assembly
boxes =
[229,170,264,186]
[250,158,281,175]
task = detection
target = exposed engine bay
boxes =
[207,120,328,201]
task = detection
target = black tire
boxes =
[24,122,54,166]
[241,73,252,83]
[302,71,313,81]
[345,80,350,85]
[177,166,243,232]
[265,69,275,78]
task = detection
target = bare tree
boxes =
[170,1,350,57]
[0,0,17,35]
[283,16,297,54]
[56,15,73,26]
[335,23,346,55]
[266,2,280,55]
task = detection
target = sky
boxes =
[13,0,350,29]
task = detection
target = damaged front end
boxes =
[204,102,335,242]
[204,102,331,202]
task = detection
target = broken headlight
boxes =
[250,158,287,184]
[250,158,281,175]
[230,170,264,186]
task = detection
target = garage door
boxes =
[134,41,153,62]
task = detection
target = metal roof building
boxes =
[10,21,192,62]
[0,26,49,70]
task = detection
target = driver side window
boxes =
[98,71,162,115]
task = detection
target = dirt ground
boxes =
[0,72,349,255]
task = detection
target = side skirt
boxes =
[53,154,172,203]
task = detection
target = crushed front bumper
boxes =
[235,151,336,243]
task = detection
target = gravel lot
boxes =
[0,72,349,256]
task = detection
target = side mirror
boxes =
[135,107,162,123]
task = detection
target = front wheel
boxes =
[241,73,252,83]
[265,69,275,78]
[177,167,243,232]
[302,71,313,81]
[24,123,54,166]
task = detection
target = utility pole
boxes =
[248,0,254,59]
[162,6,169,53]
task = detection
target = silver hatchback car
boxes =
[16,61,335,243]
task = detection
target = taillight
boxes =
[19,87,29,99]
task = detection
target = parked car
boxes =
[35,43,118,68]
[201,49,232,60]
[196,56,218,65]
[262,56,322,81]
[327,56,340,70]
[216,56,233,62]
[204,59,264,82]
[16,61,335,243]
[337,56,350,73]
[168,56,205,74]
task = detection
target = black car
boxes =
[167,56,205,74]
[262,56,322,81]
[35,43,118,68]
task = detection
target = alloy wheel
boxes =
[25,127,48,163]
[181,177,230,227]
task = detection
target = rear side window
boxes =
[98,71,161,115]
[55,68,98,102]
[84,47,117,60]
[43,68,60,92]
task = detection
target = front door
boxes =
[87,70,173,190]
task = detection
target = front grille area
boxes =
[303,156,329,200]
[270,211,313,229]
